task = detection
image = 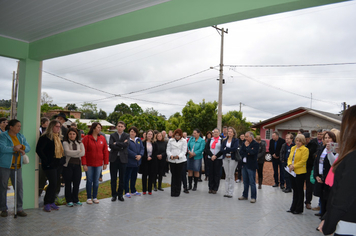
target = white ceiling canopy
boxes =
[0,0,169,42]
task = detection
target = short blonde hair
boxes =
[330,128,340,143]
[295,134,306,145]
[255,135,261,141]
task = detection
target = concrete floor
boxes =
[1,173,322,236]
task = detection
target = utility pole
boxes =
[239,102,242,112]
[10,61,20,119]
[343,102,347,111]
[212,25,228,132]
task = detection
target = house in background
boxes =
[67,118,115,130]
[252,107,342,140]
[44,110,82,119]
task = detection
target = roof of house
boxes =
[67,118,115,127]
[252,107,342,129]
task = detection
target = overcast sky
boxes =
[1,1,356,123]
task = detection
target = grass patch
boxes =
[55,179,171,204]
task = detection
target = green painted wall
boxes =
[17,59,41,209]
[0,36,28,59]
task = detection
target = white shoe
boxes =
[86,199,93,204]
[236,179,241,183]
[93,198,99,204]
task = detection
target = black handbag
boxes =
[235,147,242,162]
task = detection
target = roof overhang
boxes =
[0,0,349,61]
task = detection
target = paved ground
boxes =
[2,172,323,236]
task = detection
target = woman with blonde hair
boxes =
[217,127,239,198]
[287,134,309,214]
[36,120,65,212]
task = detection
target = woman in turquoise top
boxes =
[187,129,205,191]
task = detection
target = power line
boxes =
[230,69,339,106]
[128,76,217,97]
[225,62,356,68]
[120,68,211,96]
[43,70,116,96]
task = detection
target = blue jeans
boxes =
[242,166,257,199]
[125,167,138,194]
[86,166,102,199]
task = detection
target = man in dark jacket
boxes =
[304,132,318,210]
[109,121,130,202]
[238,131,259,203]
[269,131,285,189]
[280,133,295,193]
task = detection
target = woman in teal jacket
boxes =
[187,129,205,191]
[0,119,30,217]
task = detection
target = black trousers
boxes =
[110,158,127,197]
[208,158,222,191]
[181,162,187,189]
[257,163,264,181]
[142,172,154,193]
[170,162,184,196]
[237,160,242,180]
[38,163,47,196]
[43,167,61,205]
[305,167,314,204]
[63,163,82,203]
[290,173,306,213]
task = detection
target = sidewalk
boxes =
[1,174,322,236]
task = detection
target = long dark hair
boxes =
[333,105,356,172]
[88,122,102,135]
[64,128,81,143]
[5,119,20,131]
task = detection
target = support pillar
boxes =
[17,59,42,209]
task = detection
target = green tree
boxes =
[66,103,78,111]
[144,107,159,116]
[114,103,131,116]
[75,119,89,134]
[41,104,63,113]
[80,102,98,119]
[107,112,121,126]
[222,110,252,136]
[41,92,53,105]
[166,112,182,131]
[98,109,107,119]
[0,99,11,108]
[130,103,143,116]
[181,99,218,135]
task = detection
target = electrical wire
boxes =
[230,69,339,106]
[224,62,356,68]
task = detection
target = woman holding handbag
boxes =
[0,119,30,217]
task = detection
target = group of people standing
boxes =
[1,105,356,236]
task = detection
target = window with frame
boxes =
[265,129,271,139]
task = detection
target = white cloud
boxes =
[1,1,356,124]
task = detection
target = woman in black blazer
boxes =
[139,130,157,195]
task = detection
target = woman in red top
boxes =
[81,123,109,204]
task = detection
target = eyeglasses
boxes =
[55,125,61,128]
